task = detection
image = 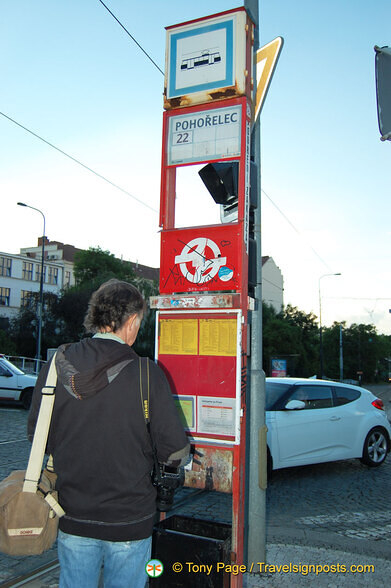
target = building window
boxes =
[47,266,58,285]
[21,290,34,308]
[0,256,12,277]
[22,261,34,281]
[65,271,71,287]
[0,287,10,306]
[36,265,47,283]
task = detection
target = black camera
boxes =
[152,464,185,512]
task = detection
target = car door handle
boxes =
[329,416,341,421]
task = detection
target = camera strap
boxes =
[139,358,163,484]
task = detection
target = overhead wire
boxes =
[0,110,158,214]
[1,1,166,215]
[97,0,164,76]
[261,188,334,273]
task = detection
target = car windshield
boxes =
[0,358,24,375]
[266,382,291,410]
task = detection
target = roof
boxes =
[129,261,159,282]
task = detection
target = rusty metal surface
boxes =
[163,81,246,111]
[150,293,241,309]
[185,446,233,493]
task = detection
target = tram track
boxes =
[0,561,60,588]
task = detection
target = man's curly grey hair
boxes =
[84,279,146,334]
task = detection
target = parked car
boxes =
[266,377,391,472]
[0,355,37,409]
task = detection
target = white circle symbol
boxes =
[174,237,227,284]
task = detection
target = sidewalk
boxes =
[243,544,391,587]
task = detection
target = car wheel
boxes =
[361,427,389,467]
[21,388,33,410]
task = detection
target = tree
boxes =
[0,327,17,355]
[73,247,135,287]
[132,278,159,358]
[53,248,158,357]
[322,323,391,383]
[282,305,319,376]
[322,322,345,380]
[342,323,386,382]
[53,284,93,342]
[8,292,60,358]
[262,303,318,377]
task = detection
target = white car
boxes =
[266,378,391,472]
[0,356,38,409]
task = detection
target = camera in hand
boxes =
[153,464,184,512]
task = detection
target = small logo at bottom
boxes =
[146,559,164,578]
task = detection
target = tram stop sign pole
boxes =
[152,1,283,581]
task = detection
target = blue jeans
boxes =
[57,530,152,588]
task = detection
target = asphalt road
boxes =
[0,383,390,585]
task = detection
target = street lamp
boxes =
[17,202,46,370]
[319,272,341,379]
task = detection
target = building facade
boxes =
[0,238,79,320]
[0,252,65,320]
[262,256,284,313]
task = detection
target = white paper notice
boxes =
[198,396,236,436]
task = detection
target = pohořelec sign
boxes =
[167,104,242,165]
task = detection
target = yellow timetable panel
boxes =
[199,319,237,356]
[159,319,198,355]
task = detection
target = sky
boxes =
[1,0,390,334]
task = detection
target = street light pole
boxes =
[318,272,341,378]
[17,202,46,370]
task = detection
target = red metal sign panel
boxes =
[157,311,240,443]
[159,224,242,294]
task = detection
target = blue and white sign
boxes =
[165,9,248,108]
[167,104,242,165]
[168,21,233,99]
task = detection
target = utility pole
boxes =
[244,0,267,566]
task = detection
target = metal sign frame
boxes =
[164,7,253,109]
[156,308,242,444]
[155,9,256,585]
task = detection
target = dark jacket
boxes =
[27,337,189,541]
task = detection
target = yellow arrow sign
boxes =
[255,37,283,121]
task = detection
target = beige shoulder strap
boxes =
[23,352,57,494]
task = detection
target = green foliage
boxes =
[132,278,159,358]
[53,284,93,342]
[55,249,158,357]
[0,328,17,355]
[263,303,319,377]
[8,292,61,358]
[74,247,135,287]
[264,306,391,383]
[323,322,391,382]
